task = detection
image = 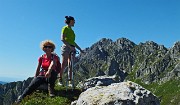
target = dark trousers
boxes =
[21,70,57,99]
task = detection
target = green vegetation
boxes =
[132,78,180,105]
[17,85,82,105]
[125,62,140,80]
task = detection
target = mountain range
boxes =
[0,37,179,105]
[0,81,7,85]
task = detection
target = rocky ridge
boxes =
[74,38,179,84]
[0,38,179,105]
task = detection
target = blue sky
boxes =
[0,0,179,82]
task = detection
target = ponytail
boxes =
[65,16,74,24]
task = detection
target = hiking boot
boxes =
[49,93,55,97]
[49,90,55,97]
[58,78,63,86]
[48,85,55,97]
[68,80,73,87]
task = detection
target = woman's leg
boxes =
[60,53,69,78]
[19,76,46,100]
[60,45,70,79]
[48,70,58,96]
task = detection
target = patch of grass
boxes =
[133,78,180,105]
[18,85,82,105]
[126,63,139,80]
[152,79,180,105]
[20,92,70,105]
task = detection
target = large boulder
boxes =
[73,81,160,105]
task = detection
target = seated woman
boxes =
[16,40,60,103]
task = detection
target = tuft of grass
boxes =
[17,84,82,105]
[20,92,70,105]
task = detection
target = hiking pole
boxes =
[66,67,68,91]
[71,50,79,91]
[71,51,74,91]
[66,51,73,91]
[67,51,74,91]
[66,50,79,91]
[47,77,50,95]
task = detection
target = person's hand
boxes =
[45,71,51,78]
[80,49,85,54]
[34,74,38,77]
[70,46,75,51]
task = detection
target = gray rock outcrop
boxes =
[77,75,120,91]
[73,81,160,105]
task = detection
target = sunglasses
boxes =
[44,46,52,49]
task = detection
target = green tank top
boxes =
[61,25,76,46]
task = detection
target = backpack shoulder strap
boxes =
[39,54,44,62]
[51,54,54,61]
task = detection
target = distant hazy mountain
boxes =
[0,77,25,83]
[0,81,7,84]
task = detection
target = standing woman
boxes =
[59,16,84,86]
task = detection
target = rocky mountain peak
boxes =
[170,41,180,59]
[115,37,135,46]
